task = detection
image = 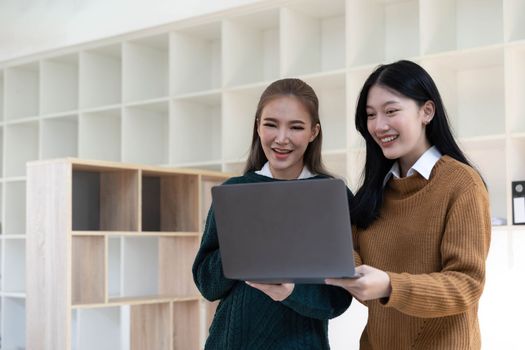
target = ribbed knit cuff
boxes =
[380,272,410,308]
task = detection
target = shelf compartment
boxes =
[173,300,200,349]
[505,44,525,133]
[5,121,39,177]
[80,44,122,109]
[302,71,346,151]
[72,167,139,231]
[505,0,525,41]
[347,0,419,66]
[422,47,505,139]
[158,236,200,297]
[171,22,222,95]
[72,236,106,305]
[171,93,222,164]
[282,0,346,75]
[347,149,366,193]
[323,151,347,181]
[200,175,226,230]
[120,236,159,298]
[0,71,4,121]
[41,115,79,159]
[5,62,39,120]
[123,101,169,165]
[79,108,122,161]
[509,137,525,184]
[72,306,129,350]
[4,180,25,235]
[123,34,169,102]
[223,9,280,87]
[131,302,170,350]
[41,54,79,114]
[141,172,199,232]
[222,85,265,161]
[0,126,3,177]
[3,238,26,293]
[204,300,219,338]
[421,0,503,54]
[2,297,26,349]
[347,66,376,149]
[461,138,507,222]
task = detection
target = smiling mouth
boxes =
[380,135,398,143]
[272,148,293,154]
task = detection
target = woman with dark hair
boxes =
[326,60,491,349]
[193,78,352,349]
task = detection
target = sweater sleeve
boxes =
[382,183,491,318]
[192,206,237,301]
[281,284,352,320]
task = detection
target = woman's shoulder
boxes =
[434,155,486,192]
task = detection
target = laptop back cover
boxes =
[211,178,356,283]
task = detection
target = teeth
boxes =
[273,148,292,154]
[381,135,397,143]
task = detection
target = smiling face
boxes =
[366,84,434,176]
[257,95,320,180]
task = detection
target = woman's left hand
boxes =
[246,282,295,301]
[325,265,392,301]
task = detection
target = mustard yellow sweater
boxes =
[354,156,491,350]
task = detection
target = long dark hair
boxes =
[352,60,477,228]
[243,78,330,176]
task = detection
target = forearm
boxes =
[281,284,352,320]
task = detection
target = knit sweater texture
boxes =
[193,171,353,350]
[354,155,491,350]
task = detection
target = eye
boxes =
[366,112,376,119]
[291,125,305,130]
[386,109,399,115]
[262,122,276,128]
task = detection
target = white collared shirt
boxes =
[383,146,442,187]
[255,161,315,179]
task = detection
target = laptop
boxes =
[211,178,359,284]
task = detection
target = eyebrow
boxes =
[261,117,306,124]
[366,100,400,109]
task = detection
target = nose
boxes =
[275,127,290,144]
[373,115,389,133]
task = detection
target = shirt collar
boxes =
[383,146,442,187]
[255,161,315,179]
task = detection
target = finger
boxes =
[325,278,347,288]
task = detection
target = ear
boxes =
[421,100,435,125]
[309,123,320,142]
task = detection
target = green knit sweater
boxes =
[193,171,353,350]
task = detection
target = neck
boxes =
[270,163,304,180]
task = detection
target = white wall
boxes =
[0,0,264,62]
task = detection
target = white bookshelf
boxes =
[80,45,122,109]
[5,63,39,121]
[171,92,222,165]
[222,9,280,87]
[41,115,79,159]
[79,108,122,162]
[1,297,26,349]
[123,101,170,165]
[4,180,26,236]
[40,54,79,115]
[0,0,523,348]
[170,22,222,95]
[5,122,39,178]
[123,35,169,102]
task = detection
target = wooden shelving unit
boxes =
[26,158,229,350]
